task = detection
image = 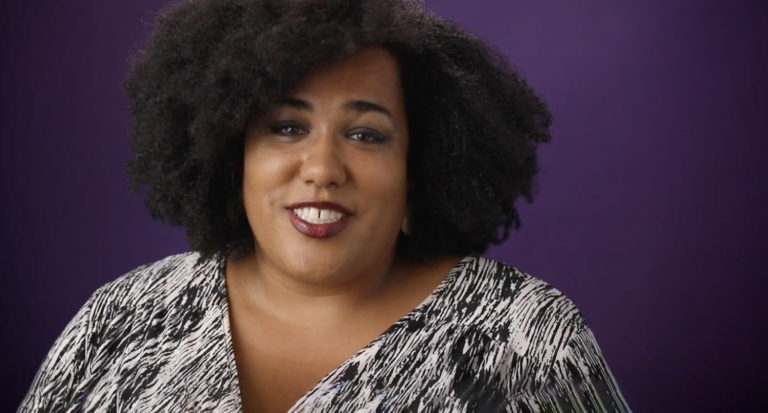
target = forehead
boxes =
[285,47,404,106]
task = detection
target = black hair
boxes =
[124,0,552,261]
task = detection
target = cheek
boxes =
[244,141,288,177]
[358,154,409,209]
[241,144,297,219]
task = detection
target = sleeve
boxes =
[509,325,632,412]
[17,289,102,413]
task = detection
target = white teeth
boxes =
[293,207,344,224]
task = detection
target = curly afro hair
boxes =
[124,0,552,262]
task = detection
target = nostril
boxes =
[299,147,347,188]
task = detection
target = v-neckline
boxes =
[215,254,474,412]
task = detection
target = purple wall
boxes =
[2,0,766,411]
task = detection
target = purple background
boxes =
[2,0,766,411]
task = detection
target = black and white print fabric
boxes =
[19,253,631,412]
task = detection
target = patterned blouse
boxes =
[19,252,630,412]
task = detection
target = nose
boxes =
[299,131,347,188]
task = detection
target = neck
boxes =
[227,248,403,327]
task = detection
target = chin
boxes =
[284,254,352,285]
[255,227,398,285]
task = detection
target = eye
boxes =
[347,128,388,144]
[269,123,307,137]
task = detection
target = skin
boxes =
[225,47,461,413]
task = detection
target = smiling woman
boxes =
[18,0,630,412]
[239,48,409,286]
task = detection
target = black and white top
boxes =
[19,253,630,412]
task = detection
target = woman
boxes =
[19,0,630,411]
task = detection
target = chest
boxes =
[229,319,508,412]
[222,255,469,411]
[228,305,397,413]
[231,334,334,413]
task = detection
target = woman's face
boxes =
[242,47,409,284]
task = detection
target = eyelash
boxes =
[270,123,307,136]
[268,123,388,144]
[347,129,388,144]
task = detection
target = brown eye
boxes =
[347,128,388,144]
[270,123,307,137]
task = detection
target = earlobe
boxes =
[401,205,411,236]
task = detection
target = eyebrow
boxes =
[277,97,394,122]
[279,97,312,111]
[343,100,394,121]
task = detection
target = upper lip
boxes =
[286,200,353,216]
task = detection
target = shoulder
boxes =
[452,255,585,334]
[18,252,226,411]
[80,251,224,350]
[89,251,220,309]
[448,255,588,382]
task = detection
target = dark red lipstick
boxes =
[285,201,353,238]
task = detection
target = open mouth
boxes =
[291,207,345,224]
[286,202,353,238]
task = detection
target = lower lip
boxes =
[287,210,351,238]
